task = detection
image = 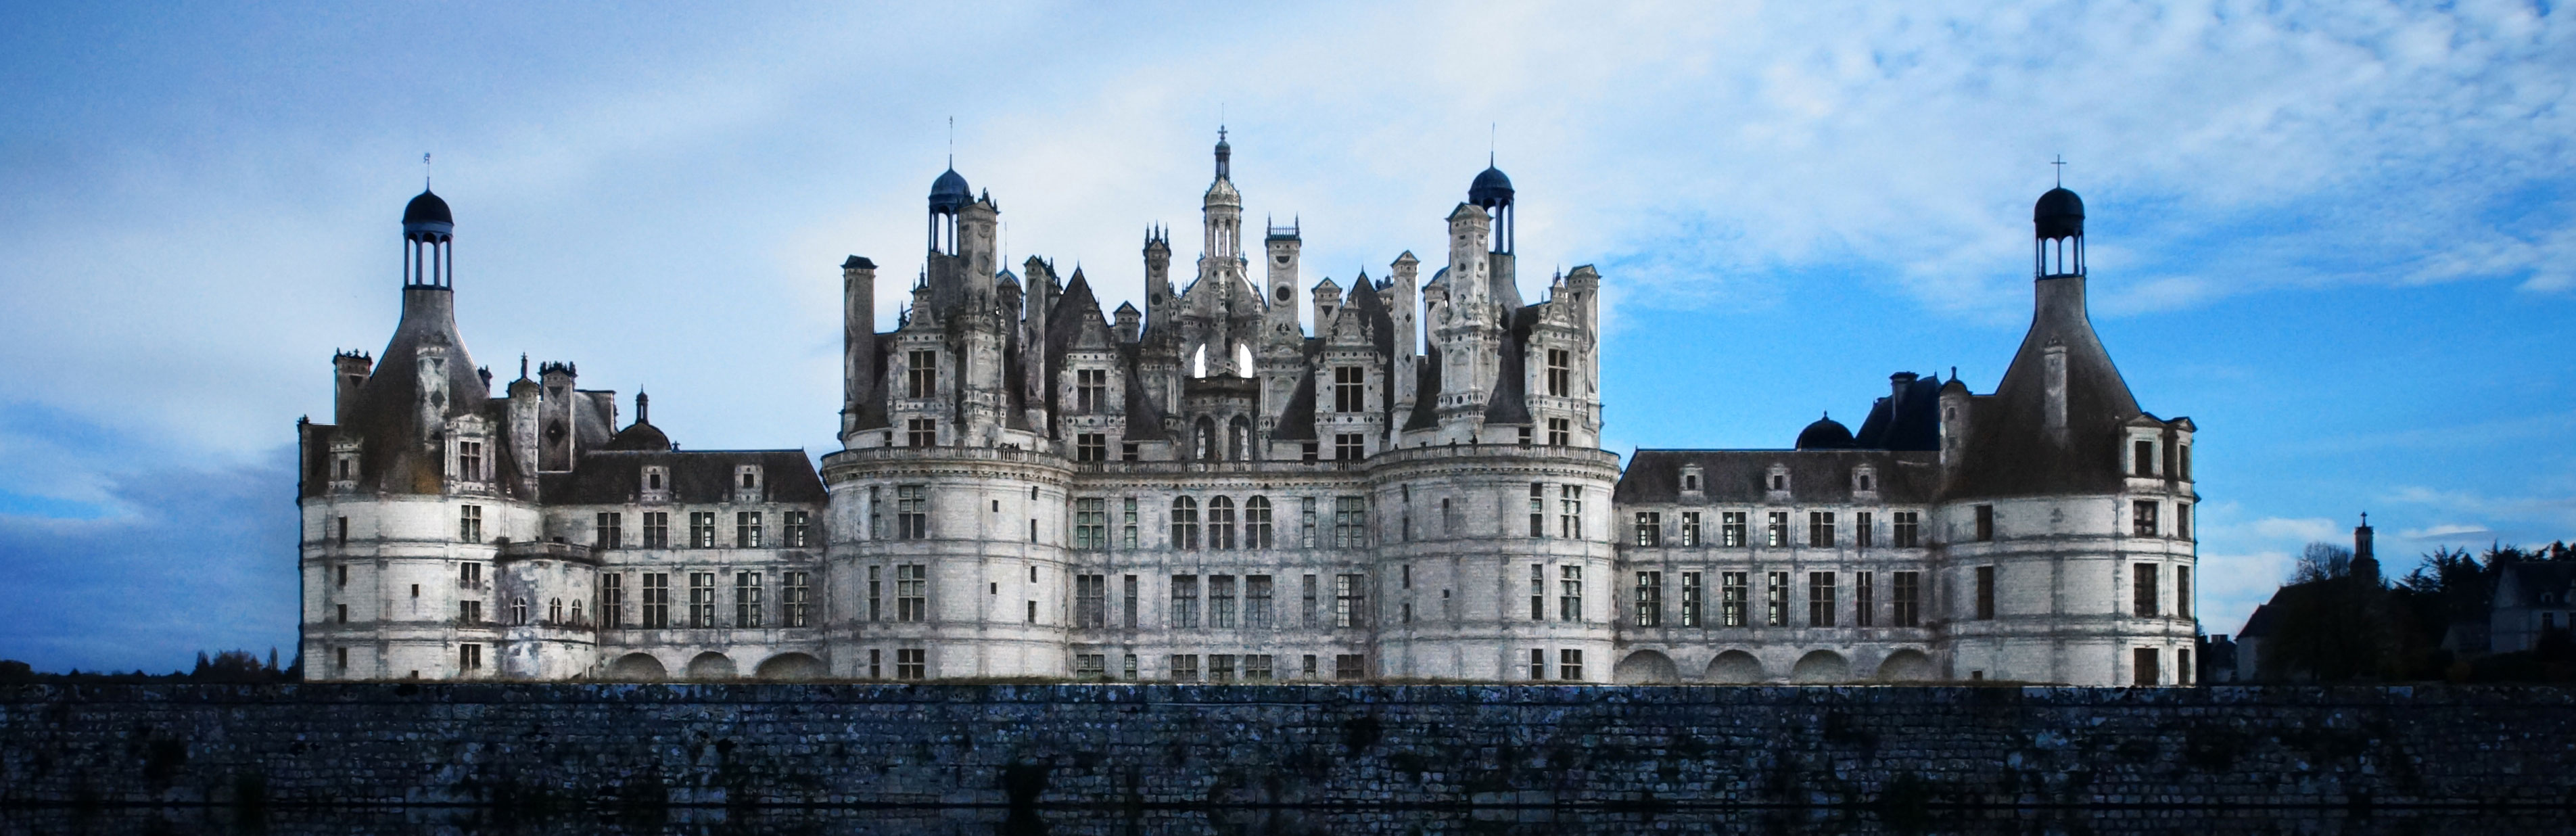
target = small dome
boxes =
[2033,187,2084,239]
[603,420,670,452]
[929,168,972,213]
[1795,415,1854,450]
[402,189,452,227]
[1469,165,1514,208]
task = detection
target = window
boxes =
[897,486,928,538]
[2176,567,2192,619]
[1683,471,1700,492]
[1765,571,1789,626]
[1209,496,1236,550]
[1246,575,1275,628]
[784,572,810,627]
[1893,572,1921,627]
[1301,498,1319,547]
[1809,512,1835,547]
[1529,564,1547,620]
[2133,563,2159,617]
[1635,512,1662,547]
[1559,565,1583,622]
[1245,654,1274,681]
[866,565,883,622]
[1074,498,1106,550]
[1122,498,1140,549]
[1123,442,1140,463]
[1855,572,1875,627]
[1302,574,1319,627]
[906,349,937,398]
[459,599,482,624]
[1334,573,1366,628]
[1722,511,1748,547]
[1076,432,1106,463]
[1680,572,1704,626]
[2176,503,2192,540]
[896,564,927,622]
[458,505,482,543]
[2179,444,2193,480]
[1118,574,1139,628]
[460,643,482,671]
[642,573,670,628]
[1170,497,1199,549]
[895,648,925,680]
[1808,572,1837,627]
[1529,484,1547,537]
[337,603,348,624]
[868,487,885,539]
[1170,575,1199,628]
[1169,654,1200,682]
[1301,442,1318,463]
[1893,511,1920,548]
[688,572,716,628]
[1074,653,1106,680]
[1680,511,1702,547]
[1026,599,1037,624]
[602,574,625,628]
[645,467,666,491]
[2134,440,2155,477]
[1333,366,1365,413]
[1975,505,1994,541]
[1245,496,1273,548]
[2133,647,2159,686]
[784,511,812,547]
[1558,486,1583,539]
[334,647,348,672]
[1333,496,1366,548]
[1076,368,1107,412]
[1334,654,1365,680]
[1528,649,1547,680]
[1856,512,1874,549]
[586,512,619,549]
[336,564,349,588]
[1209,654,1237,683]
[689,512,717,548]
[1335,433,1365,461]
[906,417,936,447]
[1210,575,1238,628]
[1975,565,1996,620]
[1766,511,1788,547]
[2178,649,2193,685]
[1520,423,1535,447]
[1721,572,1749,626]
[1558,649,1584,681]
[736,512,763,548]
[457,440,482,482]
[1545,348,1572,396]
[1634,571,1662,627]
[2132,501,2159,537]
[1546,417,1570,446]
[459,561,482,588]
[336,516,348,546]
[734,572,763,628]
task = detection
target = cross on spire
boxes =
[423,152,432,188]
[2051,154,2067,187]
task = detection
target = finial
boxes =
[947,116,954,168]
[519,353,528,379]
[2051,154,2066,187]
[1489,122,1496,165]
[2361,511,2370,526]
[423,152,432,188]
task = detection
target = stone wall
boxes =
[3,684,2571,811]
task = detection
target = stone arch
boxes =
[1706,650,1765,684]
[1194,417,1218,461]
[1790,650,1850,684]
[607,653,665,681]
[1612,649,1679,684]
[755,652,826,681]
[684,651,739,680]
[1874,649,1935,682]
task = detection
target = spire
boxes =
[1214,125,1231,181]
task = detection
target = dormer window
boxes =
[1853,467,1876,493]
[642,465,670,501]
[737,465,762,490]
[1679,465,1704,494]
[1767,465,1790,493]
[456,440,484,482]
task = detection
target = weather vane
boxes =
[423,152,432,187]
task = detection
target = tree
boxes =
[2293,542,2353,583]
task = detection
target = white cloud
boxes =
[2399,524,2493,540]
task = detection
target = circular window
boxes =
[1273,286,1292,303]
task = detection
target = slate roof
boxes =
[1616,448,1941,505]
[327,286,507,497]
[1850,373,1944,451]
[540,449,826,506]
[1946,275,2151,500]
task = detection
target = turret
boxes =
[1143,227,1174,339]
[1113,302,1142,344]
[1264,219,1302,344]
[536,360,578,471]
[1312,277,1342,327]
[1470,162,1520,308]
[842,255,878,440]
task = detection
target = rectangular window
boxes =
[1077,368,1107,412]
[1809,511,1835,547]
[1301,442,1318,463]
[1209,498,1236,550]
[1208,653,1238,683]
[1635,512,1662,547]
[1246,497,1273,548]
[459,561,482,589]
[1529,484,1547,538]
[783,511,812,547]
[460,643,481,671]
[1245,654,1274,681]
[1723,511,1748,547]
[1334,365,1365,413]
[642,572,670,628]
[1075,574,1105,628]
[1076,432,1106,463]
[1169,654,1200,682]
[1721,571,1749,626]
[1334,496,1366,549]
[596,512,622,549]
[1765,571,1790,627]
[458,505,482,543]
[906,417,936,447]
[1170,575,1199,628]
[895,647,925,680]
[1893,572,1921,627]
[1210,575,1238,628]
[1975,565,1996,620]
[2178,649,2193,684]
[1856,571,1875,628]
[1546,417,1570,446]
[907,349,937,398]
[1893,511,1920,548]
[1855,511,1874,549]
[866,565,883,622]
[2133,647,2160,686]
[2134,563,2159,617]
[335,646,348,672]
[457,440,483,482]
[1123,498,1140,549]
[336,516,348,546]
[735,572,763,628]
[336,563,349,588]
[1123,654,1140,680]
[688,572,716,628]
[1558,649,1584,682]
[1559,565,1583,622]
[1681,572,1704,627]
[869,487,885,539]
[2180,444,2192,480]
[2134,439,2155,477]
[1975,505,1994,541]
[1301,497,1319,547]
[1634,571,1662,628]
[1680,511,1702,547]
[602,574,626,628]
[1334,653,1364,680]
[1334,573,1366,628]
[1074,653,1106,680]
[1558,486,1583,539]
[1123,574,1139,628]
[2176,567,2192,619]
[1528,648,1547,680]
[1335,433,1365,461]
[1545,348,1572,397]
[459,599,481,624]
[1808,572,1837,627]
[2176,503,2192,540]
[784,571,810,627]
[1246,575,1274,628]
[896,564,927,622]
[736,511,763,548]
[689,512,717,548]
[897,486,928,538]
[1074,498,1106,550]
[2132,501,2159,537]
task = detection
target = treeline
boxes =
[0,649,300,685]
[2256,540,2573,682]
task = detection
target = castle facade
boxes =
[298,134,2200,686]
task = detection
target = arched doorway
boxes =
[1706,650,1765,684]
[755,653,826,681]
[685,651,738,680]
[1790,650,1850,684]
[607,653,665,681]
[1612,650,1679,684]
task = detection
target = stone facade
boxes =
[297,134,2197,687]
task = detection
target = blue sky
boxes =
[1,2,2568,672]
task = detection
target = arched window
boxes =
[1209,496,1236,549]
[571,599,584,625]
[548,597,563,623]
[1228,415,1251,461]
[1245,496,1273,549]
[1170,496,1200,550]
[1194,417,1219,461]
[1191,344,1208,378]
[1233,342,1254,379]
[511,597,529,626]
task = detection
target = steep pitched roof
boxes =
[1946,275,2147,499]
[333,287,503,496]
[540,449,826,505]
[1616,448,1941,505]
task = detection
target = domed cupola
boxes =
[929,168,972,214]
[402,189,453,233]
[401,189,453,288]
[1795,413,1855,450]
[603,392,673,451]
[2034,185,2084,277]
[1468,156,1516,255]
